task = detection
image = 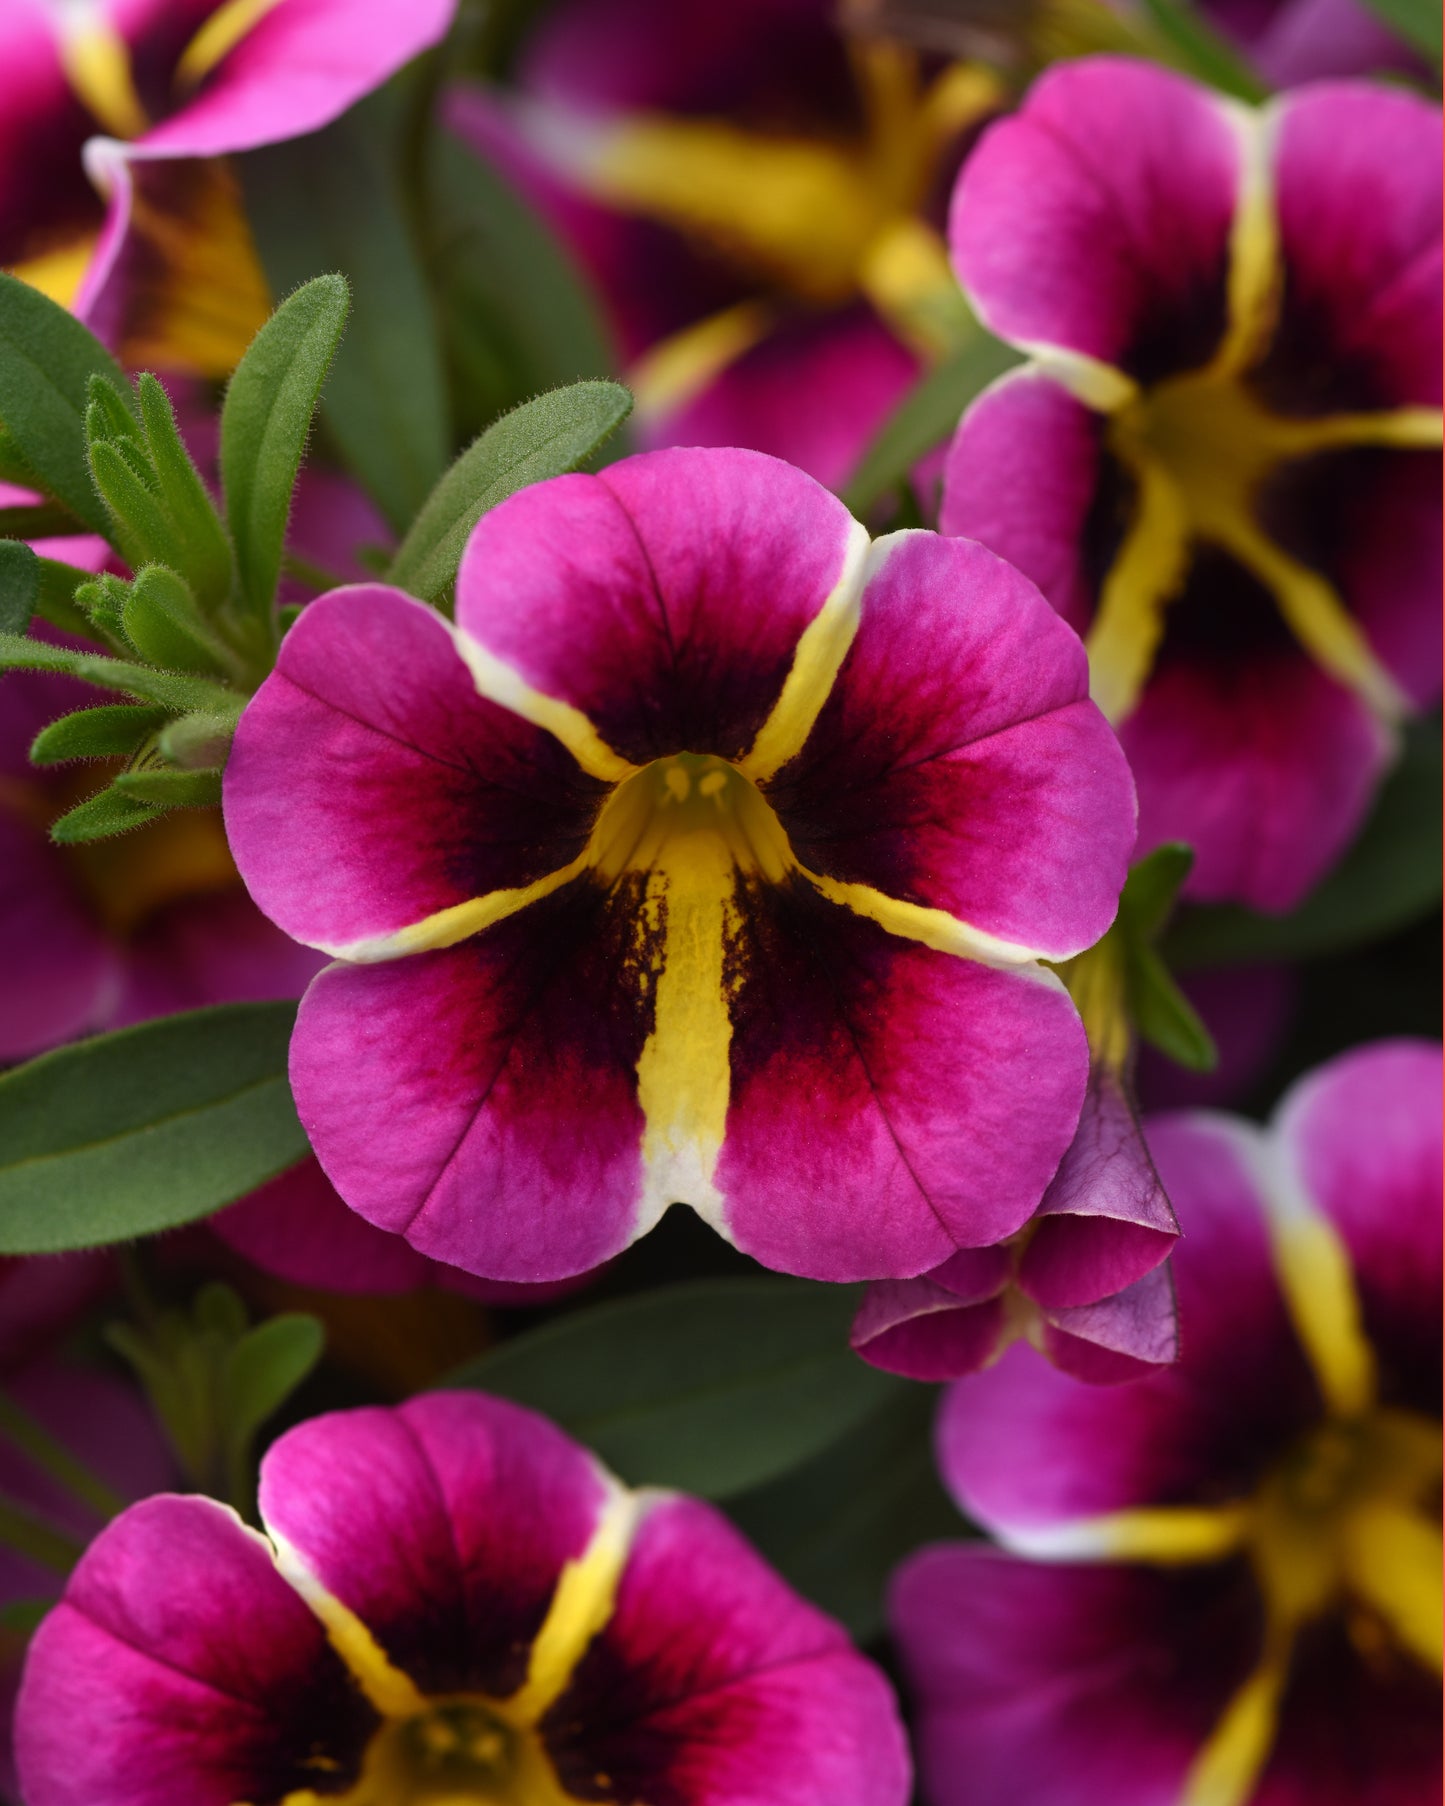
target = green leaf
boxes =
[0,539,38,635]
[220,274,350,619]
[449,1278,895,1498]
[221,1314,324,1464]
[0,629,244,714]
[1118,842,1195,944]
[388,381,633,605]
[242,97,448,532]
[88,440,173,576]
[0,503,88,542]
[1358,0,1442,61]
[1125,936,1217,1071]
[113,766,223,808]
[49,786,164,843]
[0,272,135,535]
[34,559,103,639]
[30,703,169,764]
[425,132,617,438]
[1137,0,1270,101]
[841,328,1022,516]
[0,1003,309,1253]
[136,375,233,608]
[1166,719,1443,967]
[121,566,231,676]
[729,1384,960,1642]
[157,711,236,769]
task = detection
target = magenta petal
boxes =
[290,898,649,1283]
[1244,0,1426,84]
[1274,1040,1442,1412]
[890,1545,1260,1806]
[951,57,1241,380]
[14,1495,377,1806]
[1040,1262,1181,1384]
[770,531,1135,961]
[541,1494,910,1806]
[455,448,861,766]
[225,585,606,954]
[717,892,1089,1280]
[851,1280,1009,1382]
[0,7,94,270]
[1017,1065,1178,1310]
[131,0,458,158]
[258,1394,612,1701]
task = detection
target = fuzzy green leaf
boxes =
[121,566,230,676]
[0,503,88,542]
[220,275,350,618]
[114,766,223,808]
[0,630,243,714]
[49,785,165,843]
[388,381,633,605]
[0,273,135,535]
[136,375,233,607]
[0,1003,308,1252]
[30,704,169,764]
[0,540,38,636]
[222,1314,324,1462]
[157,711,235,769]
[33,559,102,639]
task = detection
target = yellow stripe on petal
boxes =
[1178,1642,1291,1806]
[738,518,871,782]
[1341,1502,1444,1675]
[57,5,148,138]
[268,1533,428,1719]
[320,858,592,962]
[1267,405,1444,456]
[10,234,97,310]
[1209,103,1280,380]
[803,868,1057,970]
[175,0,287,90]
[454,632,637,785]
[1003,1504,1251,1564]
[1084,459,1192,724]
[506,1482,645,1723]
[628,300,773,420]
[1017,346,1138,414]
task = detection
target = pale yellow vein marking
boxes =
[1209,102,1280,380]
[453,629,637,785]
[56,3,149,138]
[175,0,287,89]
[268,1531,427,1719]
[1342,1502,1444,1675]
[319,855,591,963]
[1000,1504,1252,1564]
[1177,1637,1291,1806]
[803,870,1062,972]
[1084,459,1191,724]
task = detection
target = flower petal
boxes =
[851,1278,1009,1383]
[14,1495,377,1806]
[767,530,1135,963]
[1039,1262,1181,1384]
[258,1393,619,1704]
[541,1493,910,1806]
[891,1544,1261,1806]
[0,6,96,273]
[454,448,867,770]
[951,57,1242,384]
[112,887,325,1027]
[224,585,608,958]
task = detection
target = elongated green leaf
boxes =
[0,503,87,542]
[0,540,38,635]
[1358,0,1441,60]
[448,1277,895,1498]
[220,275,350,617]
[242,98,448,532]
[1119,842,1195,943]
[136,375,233,608]
[0,1004,308,1253]
[121,566,230,676]
[1126,937,1217,1071]
[30,703,169,763]
[0,630,243,714]
[1138,0,1270,101]
[114,766,223,808]
[729,1384,961,1641]
[0,273,134,535]
[842,329,1021,516]
[34,559,102,639]
[49,786,165,843]
[388,381,633,604]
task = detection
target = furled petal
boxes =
[14,1495,378,1806]
[454,448,867,769]
[130,0,459,158]
[224,585,608,957]
[716,886,1089,1279]
[950,57,1241,384]
[767,531,1135,962]
[541,1493,910,1806]
[257,1393,616,1702]
[939,368,1102,636]
[851,1277,1009,1383]
[936,1114,1318,1544]
[890,1544,1261,1806]
[1273,1040,1443,1414]
[1039,1262,1180,1384]
[1017,1064,1177,1311]
[1267,82,1442,411]
[288,889,651,1283]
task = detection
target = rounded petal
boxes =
[891,1544,1261,1806]
[289,886,650,1283]
[258,1393,615,1701]
[14,1495,377,1806]
[951,57,1242,382]
[541,1493,910,1806]
[936,1113,1317,1540]
[768,531,1136,962]
[225,585,607,955]
[1268,82,1442,409]
[132,0,459,158]
[1246,0,1427,86]
[1273,1040,1442,1412]
[1039,1262,1181,1384]
[454,448,865,767]
[717,890,1089,1279]
[851,1279,1009,1382]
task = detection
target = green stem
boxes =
[0,1494,85,1576]
[0,1390,126,1520]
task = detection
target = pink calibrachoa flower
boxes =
[15,1390,911,1805]
[1,0,456,372]
[224,446,1136,1285]
[942,58,1443,912]
[892,1040,1442,1806]
[452,0,1001,487]
[1196,0,1427,85]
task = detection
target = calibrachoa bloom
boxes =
[15,1391,911,1804]
[1,0,455,371]
[1196,0,1426,85]
[942,58,1443,911]
[892,1040,1442,1806]
[225,447,1136,1284]
[454,0,998,486]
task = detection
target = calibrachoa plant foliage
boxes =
[0,3,1437,1804]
